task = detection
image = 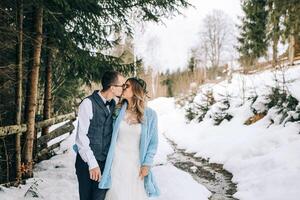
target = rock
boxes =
[190,166,198,173]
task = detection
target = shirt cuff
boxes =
[87,156,99,170]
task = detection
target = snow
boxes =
[209,64,300,103]
[154,165,210,200]
[0,132,78,200]
[148,63,300,200]
[0,116,210,200]
[2,64,300,200]
[150,97,300,200]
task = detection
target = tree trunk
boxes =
[42,41,54,136]
[272,36,278,67]
[15,0,23,184]
[295,35,300,56]
[24,5,43,178]
[288,34,296,65]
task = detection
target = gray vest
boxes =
[86,90,115,161]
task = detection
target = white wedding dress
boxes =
[104,119,149,200]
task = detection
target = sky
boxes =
[133,0,242,72]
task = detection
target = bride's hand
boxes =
[139,166,149,180]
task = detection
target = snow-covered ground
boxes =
[0,120,210,200]
[150,97,300,200]
[148,63,300,200]
[1,63,300,200]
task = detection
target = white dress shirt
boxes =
[75,92,110,170]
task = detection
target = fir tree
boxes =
[237,0,268,69]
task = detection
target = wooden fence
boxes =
[0,112,76,186]
[233,54,300,74]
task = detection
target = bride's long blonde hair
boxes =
[120,78,148,123]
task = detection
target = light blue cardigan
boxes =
[98,102,160,197]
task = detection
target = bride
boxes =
[99,77,160,199]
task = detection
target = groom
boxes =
[74,71,126,200]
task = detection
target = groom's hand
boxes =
[89,167,101,182]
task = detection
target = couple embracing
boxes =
[73,71,160,200]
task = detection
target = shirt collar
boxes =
[98,91,108,104]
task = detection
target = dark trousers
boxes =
[75,154,107,200]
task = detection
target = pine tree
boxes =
[267,0,281,67]
[281,0,300,65]
[15,0,24,183]
[237,0,268,69]
[24,3,43,178]
[238,0,300,68]
[0,0,191,183]
[267,0,300,65]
